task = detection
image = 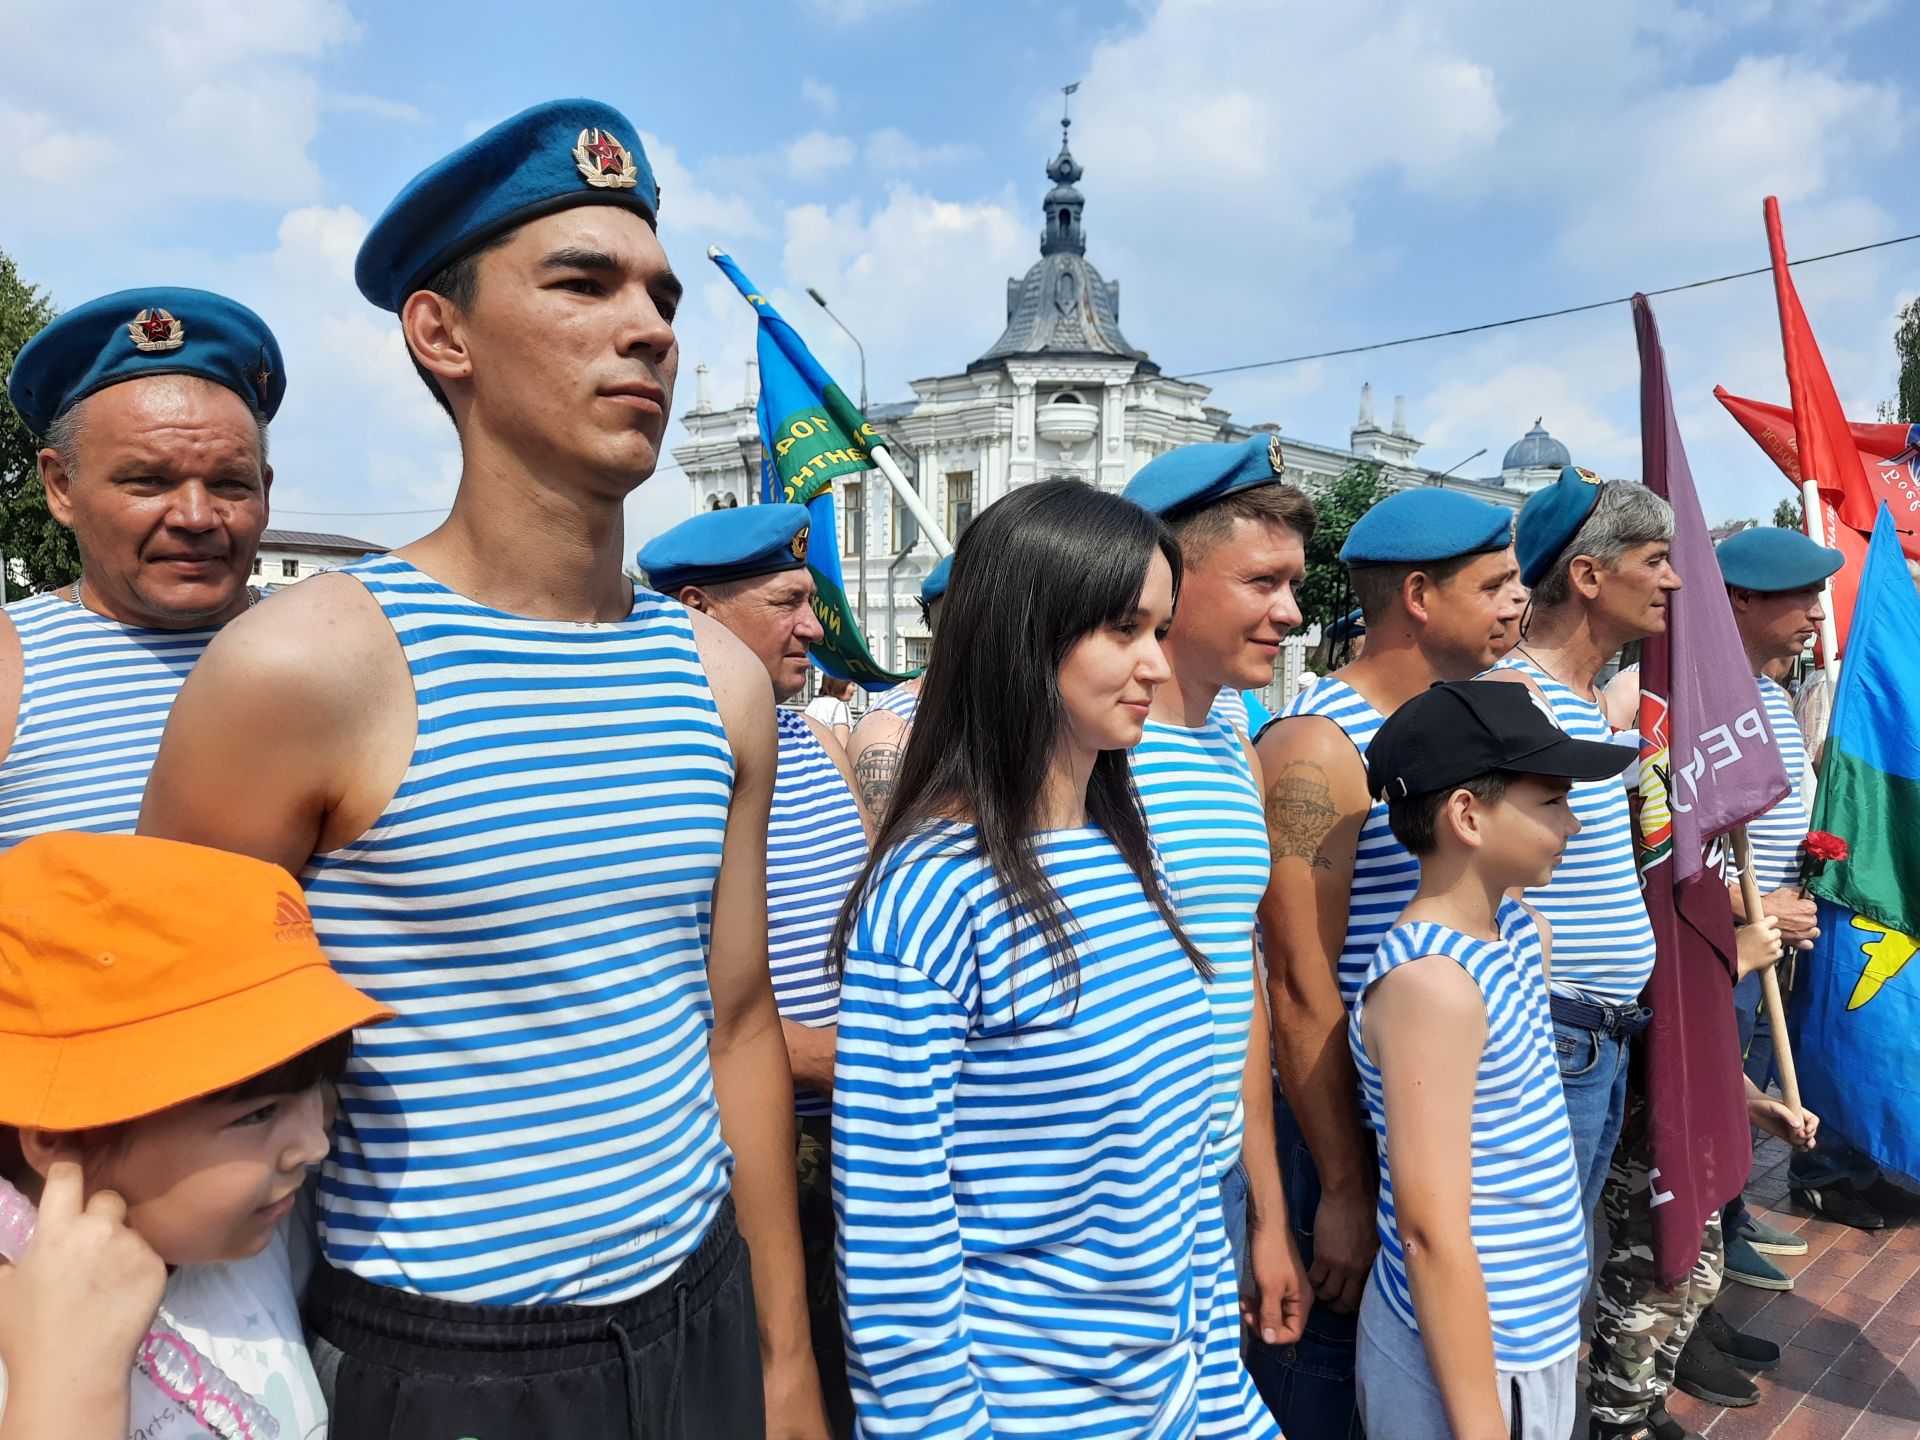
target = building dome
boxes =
[1502,419,1570,473]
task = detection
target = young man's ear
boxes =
[1443,787,1484,849]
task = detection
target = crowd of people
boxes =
[0,95,1907,1440]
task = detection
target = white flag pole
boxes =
[869,443,953,557]
[1798,478,1843,694]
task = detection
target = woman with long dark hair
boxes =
[829,480,1278,1438]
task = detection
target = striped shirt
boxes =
[1280,677,1423,1008]
[1744,677,1810,894]
[1207,687,1249,735]
[0,593,220,848]
[1134,716,1269,1179]
[769,707,868,1117]
[1352,903,1587,1369]
[1490,654,1655,1005]
[834,822,1277,1439]
[302,555,735,1306]
[862,681,920,728]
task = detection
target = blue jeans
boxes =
[1221,1159,1250,1289]
[1552,1019,1633,1229]
[1244,1088,1366,1440]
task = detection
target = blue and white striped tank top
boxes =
[861,681,919,729]
[769,706,868,1117]
[1135,715,1269,1179]
[1207,686,1249,735]
[302,555,735,1306]
[1491,654,1655,1005]
[0,593,220,849]
[1280,676,1423,1008]
[835,822,1277,1438]
[1351,902,1587,1369]
[1745,677,1810,894]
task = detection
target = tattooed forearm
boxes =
[854,743,903,820]
[1265,760,1338,869]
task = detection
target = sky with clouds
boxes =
[5,0,1915,552]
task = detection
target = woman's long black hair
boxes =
[827,478,1209,998]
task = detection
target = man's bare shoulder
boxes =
[684,605,772,721]
[0,607,20,767]
[1479,663,1539,693]
[208,572,397,691]
[849,703,908,753]
[1254,712,1367,799]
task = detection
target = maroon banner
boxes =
[1634,294,1788,1287]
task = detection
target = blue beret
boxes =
[1122,434,1289,520]
[1339,487,1513,565]
[638,503,812,594]
[1516,465,1605,587]
[1327,608,1366,642]
[356,99,658,313]
[921,554,953,604]
[1716,526,1844,592]
[7,287,284,438]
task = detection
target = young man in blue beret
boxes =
[845,553,946,816]
[140,101,829,1437]
[1121,436,1313,1374]
[1713,528,1920,1242]
[641,502,869,1437]
[1,287,282,849]
[1250,484,1524,1438]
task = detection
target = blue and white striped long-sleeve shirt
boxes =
[833,821,1277,1439]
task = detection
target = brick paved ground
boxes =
[1662,1136,1920,1438]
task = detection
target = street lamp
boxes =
[1433,447,1487,482]
[807,287,870,637]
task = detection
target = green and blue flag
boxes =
[1797,505,1920,1185]
[709,248,911,687]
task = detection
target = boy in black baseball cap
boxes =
[1347,681,1634,1440]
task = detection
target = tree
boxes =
[1772,496,1804,531]
[1896,295,1920,425]
[0,249,77,596]
[1296,460,1392,632]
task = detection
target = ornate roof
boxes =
[971,119,1152,373]
[1502,419,1570,473]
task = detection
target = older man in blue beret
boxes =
[1121,436,1315,1385]
[845,552,948,815]
[1250,483,1522,1437]
[141,101,829,1437]
[642,501,869,1438]
[0,287,283,849]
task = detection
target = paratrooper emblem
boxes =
[127,308,185,353]
[1268,433,1286,476]
[574,128,639,190]
[791,526,810,563]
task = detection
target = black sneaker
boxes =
[1646,1401,1704,1440]
[1696,1304,1781,1371]
[1589,1419,1656,1440]
[1860,1175,1920,1219]
[1793,1179,1887,1230]
[1675,1327,1760,1407]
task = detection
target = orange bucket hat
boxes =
[0,832,394,1130]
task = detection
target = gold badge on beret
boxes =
[790,526,811,563]
[574,128,639,190]
[1572,466,1602,485]
[252,346,273,397]
[127,307,185,353]
[1267,433,1286,476]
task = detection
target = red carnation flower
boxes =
[1805,831,1849,862]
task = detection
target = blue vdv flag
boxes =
[1792,506,1920,1187]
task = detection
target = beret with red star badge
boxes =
[6,286,285,438]
[354,98,659,313]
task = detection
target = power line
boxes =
[1168,229,1920,382]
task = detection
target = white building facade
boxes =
[673,120,1542,673]
[249,529,387,585]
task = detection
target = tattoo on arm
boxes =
[1265,760,1339,870]
[855,743,903,818]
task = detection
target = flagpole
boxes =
[870,444,954,558]
[1797,482,1845,693]
[1732,826,1803,1116]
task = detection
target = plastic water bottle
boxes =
[0,1175,280,1439]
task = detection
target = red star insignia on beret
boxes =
[126,307,186,353]
[573,128,639,191]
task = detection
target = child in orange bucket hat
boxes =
[0,832,393,1438]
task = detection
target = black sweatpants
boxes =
[307,1199,764,1440]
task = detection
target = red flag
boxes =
[1636,295,1791,1287]
[1714,386,1920,647]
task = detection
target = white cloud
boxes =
[801,79,839,115]
[784,130,857,180]
[642,130,768,241]
[866,129,976,171]
[323,93,428,124]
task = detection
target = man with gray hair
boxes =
[0,287,280,848]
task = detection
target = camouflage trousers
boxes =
[1588,1092,1726,1424]
[797,1115,856,1440]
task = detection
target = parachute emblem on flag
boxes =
[1634,687,1675,870]
[1847,916,1918,1012]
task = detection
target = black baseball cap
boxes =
[1367,680,1637,802]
